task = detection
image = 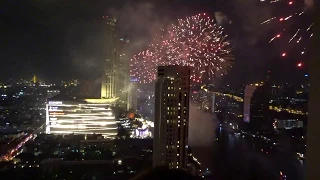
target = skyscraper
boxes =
[100,16,130,109]
[116,38,130,108]
[128,78,138,111]
[153,65,190,169]
[243,85,257,123]
[101,16,117,99]
[243,82,270,131]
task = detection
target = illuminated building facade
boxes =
[243,85,257,123]
[46,100,117,138]
[273,119,303,130]
[100,16,130,109]
[101,16,117,98]
[153,66,190,169]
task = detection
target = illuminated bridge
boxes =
[46,99,118,138]
[201,86,307,115]
[214,92,307,115]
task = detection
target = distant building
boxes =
[243,82,271,131]
[243,85,257,123]
[128,79,138,111]
[101,16,118,99]
[100,17,130,109]
[137,87,155,120]
[46,99,117,138]
[47,89,60,99]
[273,119,303,130]
[116,38,130,109]
[153,66,190,169]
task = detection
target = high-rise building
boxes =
[153,65,190,169]
[115,38,130,108]
[100,16,130,109]
[101,16,117,99]
[243,82,270,131]
[243,85,257,123]
[128,78,139,111]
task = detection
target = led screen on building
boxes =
[46,101,117,138]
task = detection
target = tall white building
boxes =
[153,66,190,169]
[243,85,257,123]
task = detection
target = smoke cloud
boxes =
[305,0,315,8]
[214,12,231,25]
[229,0,273,44]
[109,2,171,56]
[61,1,172,82]
[188,104,218,169]
[64,22,108,80]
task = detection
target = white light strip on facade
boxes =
[50,114,113,116]
[49,131,117,135]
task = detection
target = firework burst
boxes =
[261,0,314,61]
[130,13,234,84]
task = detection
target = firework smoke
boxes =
[189,104,217,169]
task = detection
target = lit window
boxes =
[178,103,181,106]
[177,154,179,156]
[178,116,180,119]
[184,94,187,96]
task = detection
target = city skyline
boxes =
[0,0,311,85]
[0,1,315,179]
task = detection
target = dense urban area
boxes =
[1,0,318,179]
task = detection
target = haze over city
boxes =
[0,0,319,179]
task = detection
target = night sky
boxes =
[0,0,309,85]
